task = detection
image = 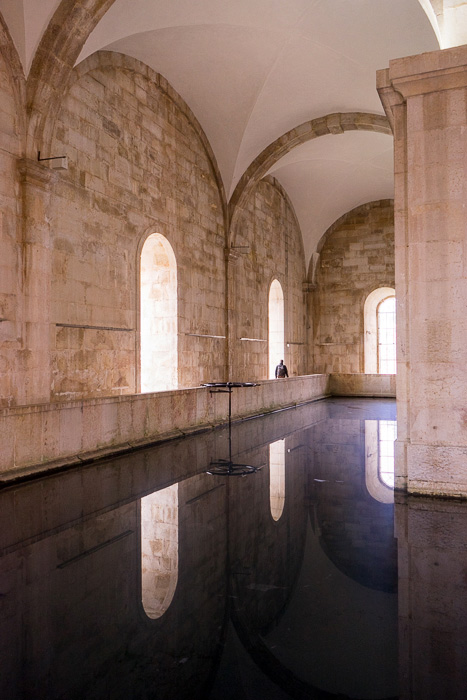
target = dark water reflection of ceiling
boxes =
[1,398,466,700]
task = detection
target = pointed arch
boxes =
[229,112,391,243]
[0,11,26,144]
[25,0,117,157]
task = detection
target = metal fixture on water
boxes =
[202,382,262,476]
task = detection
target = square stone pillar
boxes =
[378,45,467,496]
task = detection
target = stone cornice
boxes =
[378,45,467,105]
[17,158,53,189]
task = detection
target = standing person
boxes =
[275,359,288,378]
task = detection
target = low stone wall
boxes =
[329,373,396,397]
[0,374,331,478]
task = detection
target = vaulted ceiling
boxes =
[0,0,440,265]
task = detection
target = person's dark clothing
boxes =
[275,361,288,378]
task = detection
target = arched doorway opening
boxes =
[268,279,284,379]
[140,234,178,392]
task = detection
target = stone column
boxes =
[378,45,467,496]
[17,158,53,405]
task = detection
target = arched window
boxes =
[268,279,284,379]
[141,483,178,619]
[364,287,396,374]
[269,439,285,521]
[377,296,396,374]
[140,233,177,392]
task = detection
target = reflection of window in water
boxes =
[141,483,178,619]
[365,420,397,503]
[269,439,285,521]
[378,420,397,488]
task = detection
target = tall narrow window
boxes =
[377,296,396,374]
[270,439,285,521]
[268,279,284,379]
[364,287,396,374]
[140,234,177,392]
[141,484,178,619]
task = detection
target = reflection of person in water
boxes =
[275,360,288,378]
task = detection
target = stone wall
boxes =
[49,53,226,400]
[230,177,307,382]
[312,200,394,373]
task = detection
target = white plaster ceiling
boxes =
[78,0,437,200]
[0,0,439,264]
[266,131,394,264]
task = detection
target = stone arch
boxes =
[26,0,118,159]
[229,112,391,243]
[0,11,26,146]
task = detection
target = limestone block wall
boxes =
[49,53,226,401]
[230,177,307,382]
[312,200,394,373]
[0,51,22,407]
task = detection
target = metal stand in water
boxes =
[202,382,262,476]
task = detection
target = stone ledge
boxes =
[0,375,331,478]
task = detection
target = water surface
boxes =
[1,398,466,699]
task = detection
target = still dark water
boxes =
[1,398,466,700]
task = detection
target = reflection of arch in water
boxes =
[309,419,397,594]
[231,514,398,700]
[141,483,178,619]
[269,439,285,521]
